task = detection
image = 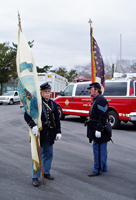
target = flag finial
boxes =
[88,19,93,28]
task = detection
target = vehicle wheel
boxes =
[57,106,65,120]
[132,121,136,126]
[9,99,14,105]
[80,116,87,120]
[109,110,120,129]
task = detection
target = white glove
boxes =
[56,133,62,140]
[95,130,101,138]
[32,126,38,137]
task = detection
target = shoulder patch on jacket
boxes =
[97,104,108,112]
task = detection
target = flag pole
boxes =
[88,19,94,83]
[36,136,45,185]
[18,11,22,32]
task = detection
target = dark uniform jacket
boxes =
[24,97,61,146]
[87,94,110,143]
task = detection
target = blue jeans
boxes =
[32,135,53,178]
[93,141,107,174]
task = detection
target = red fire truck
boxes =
[54,77,136,128]
[74,78,91,82]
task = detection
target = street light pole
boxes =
[120,34,122,60]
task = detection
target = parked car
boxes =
[0,91,20,105]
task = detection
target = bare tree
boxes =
[74,63,91,79]
[130,61,136,72]
[104,57,136,78]
[115,59,132,73]
[104,61,112,79]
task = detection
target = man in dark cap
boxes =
[24,82,61,187]
[85,82,110,176]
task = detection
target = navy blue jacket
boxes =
[87,94,110,143]
[24,97,61,146]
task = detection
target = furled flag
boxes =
[16,14,42,174]
[89,20,105,93]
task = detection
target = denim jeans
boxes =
[32,135,53,178]
[93,141,107,174]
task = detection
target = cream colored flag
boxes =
[16,26,42,174]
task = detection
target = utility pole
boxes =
[120,34,122,60]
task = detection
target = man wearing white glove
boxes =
[32,126,38,137]
[24,82,61,187]
[95,130,101,138]
[86,82,110,177]
[55,133,62,140]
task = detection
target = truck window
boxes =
[134,82,136,96]
[75,84,90,96]
[130,80,134,96]
[64,85,74,96]
[104,82,127,96]
[84,84,90,96]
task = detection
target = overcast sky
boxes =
[1,0,136,71]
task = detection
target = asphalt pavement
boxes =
[0,104,136,200]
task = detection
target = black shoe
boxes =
[44,174,54,180]
[32,178,40,187]
[88,171,98,177]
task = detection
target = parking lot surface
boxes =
[0,104,136,200]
